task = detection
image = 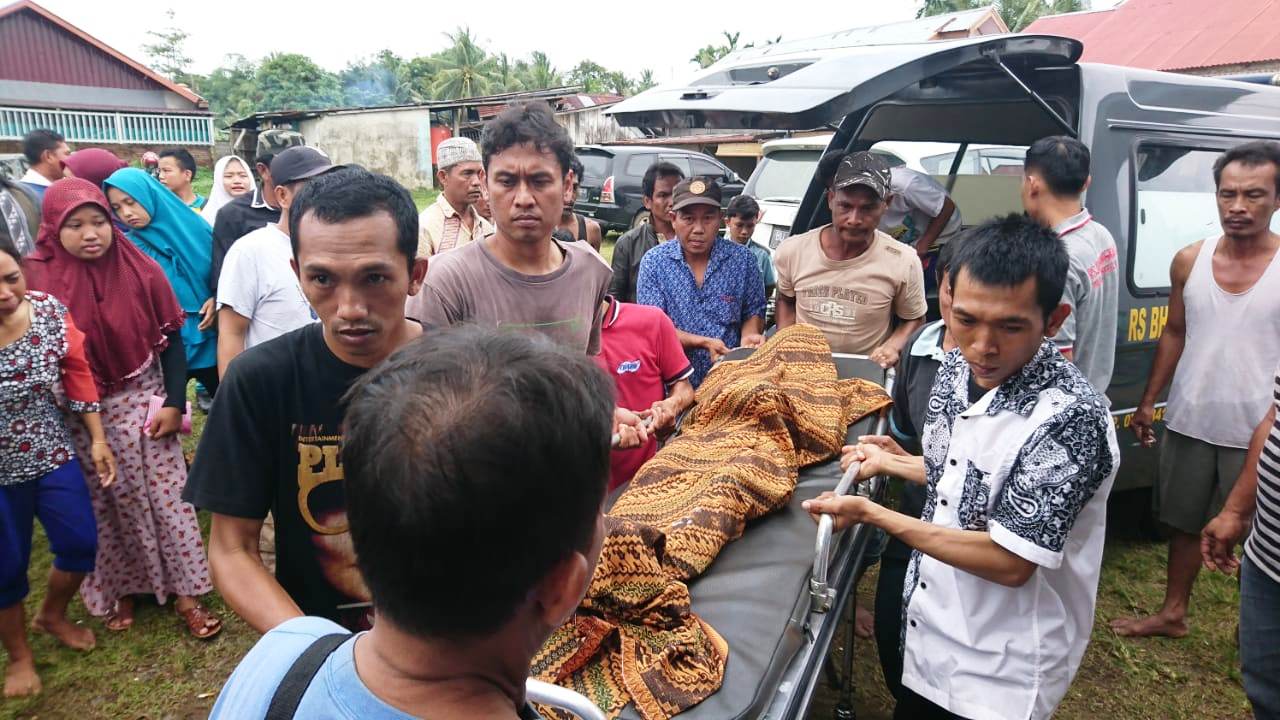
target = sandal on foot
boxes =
[103,600,133,632]
[177,603,222,640]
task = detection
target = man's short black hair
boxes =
[1213,140,1280,194]
[341,325,614,639]
[288,166,418,273]
[641,161,685,199]
[22,129,64,165]
[255,153,276,170]
[569,156,584,187]
[1025,135,1090,196]
[159,148,197,177]
[481,102,575,176]
[726,194,760,219]
[948,214,1068,319]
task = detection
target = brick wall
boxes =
[0,141,214,169]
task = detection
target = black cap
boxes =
[832,152,891,198]
[671,176,723,212]
[270,146,336,186]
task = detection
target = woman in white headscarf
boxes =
[200,156,256,226]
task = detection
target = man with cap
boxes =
[775,151,927,368]
[636,176,767,388]
[215,146,334,376]
[210,129,306,295]
[418,136,492,257]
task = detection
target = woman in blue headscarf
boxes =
[104,168,219,396]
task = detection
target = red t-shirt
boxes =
[594,298,693,490]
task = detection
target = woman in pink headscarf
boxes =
[63,149,127,189]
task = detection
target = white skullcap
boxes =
[437,137,481,170]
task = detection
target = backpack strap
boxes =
[265,632,352,720]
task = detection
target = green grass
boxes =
[811,526,1250,720]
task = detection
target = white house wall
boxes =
[299,108,435,189]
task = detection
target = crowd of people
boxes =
[0,107,1278,720]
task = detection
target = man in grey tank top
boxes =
[1114,141,1280,639]
[1021,135,1119,394]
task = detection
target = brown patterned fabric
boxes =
[532,325,891,719]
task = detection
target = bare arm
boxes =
[1203,404,1275,573]
[677,330,728,355]
[740,315,765,347]
[216,307,251,378]
[586,219,603,252]
[775,293,797,329]
[870,316,924,368]
[208,514,303,633]
[915,196,957,257]
[1134,243,1195,445]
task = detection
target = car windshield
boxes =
[750,150,821,203]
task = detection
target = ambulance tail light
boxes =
[601,176,615,205]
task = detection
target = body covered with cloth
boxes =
[533,325,890,719]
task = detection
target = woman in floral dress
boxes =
[23,178,221,639]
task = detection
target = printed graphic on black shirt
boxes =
[184,323,371,630]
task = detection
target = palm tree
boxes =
[524,51,562,90]
[636,69,657,92]
[494,52,525,93]
[430,27,498,100]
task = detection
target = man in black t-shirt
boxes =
[185,167,428,632]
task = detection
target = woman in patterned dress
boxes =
[0,236,116,698]
[22,178,221,640]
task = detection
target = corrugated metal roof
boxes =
[0,0,206,107]
[231,86,584,128]
[1024,0,1280,71]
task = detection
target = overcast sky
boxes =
[36,0,1121,87]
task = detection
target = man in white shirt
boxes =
[417,137,493,257]
[19,129,70,201]
[805,214,1118,720]
[216,147,334,376]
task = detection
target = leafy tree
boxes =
[431,27,498,100]
[191,54,259,127]
[523,51,563,90]
[494,53,526,93]
[400,56,438,102]
[341,50,404,107]
[636,69,657,92]
[142,9,192,82]
[568,60,611,93]
[917,0,1087,31]
[604,71,633,96]
[256,53,343,111]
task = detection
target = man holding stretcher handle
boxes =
[805,215,1119,720]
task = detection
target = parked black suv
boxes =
[573,145,745,233]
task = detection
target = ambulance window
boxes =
[1132,146,1222,291]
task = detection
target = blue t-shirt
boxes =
[745,241,776,288]
[211,616,547,720]
[636,236,767,387]
[211,617,412,719]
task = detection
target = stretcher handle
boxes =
[525,678,607,720]
[811,368,896,613]
[610,414,656,449]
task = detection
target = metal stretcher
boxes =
[599,352,892,720]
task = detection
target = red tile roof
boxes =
[1024,0,1280,72]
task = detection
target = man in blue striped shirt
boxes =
[1203,359,1280,719]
